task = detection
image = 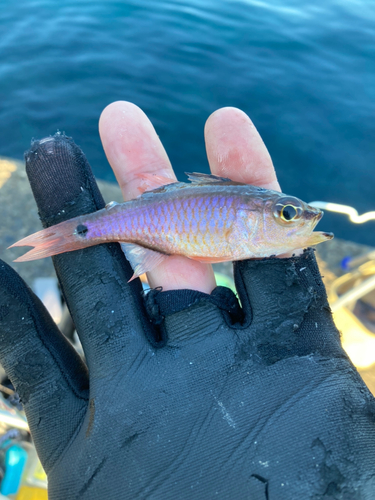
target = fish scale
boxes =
[83,192,237,256]
[9,172,333,280]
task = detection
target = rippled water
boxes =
[0,0,374,244]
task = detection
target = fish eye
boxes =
[281,205,297,221]
[273,198,303,224]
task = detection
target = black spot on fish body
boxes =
[76,224,88,237]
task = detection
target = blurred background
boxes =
[0,0,374,245]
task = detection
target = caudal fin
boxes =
[9,218,93,262]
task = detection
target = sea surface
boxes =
[0,0,374,245]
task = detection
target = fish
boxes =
[9,173,333,280]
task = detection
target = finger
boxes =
[99,101,216,293]
[233,249,344,362]
[24,134,155,376]
[204,107,281,191]
[0,260,88,472]
[205,107,301,258]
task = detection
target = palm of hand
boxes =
[39,253,373,500]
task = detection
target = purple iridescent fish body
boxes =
[10,173,333,278]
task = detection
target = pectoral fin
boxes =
[120,243,170,281]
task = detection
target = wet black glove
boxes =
[0,134,374,500]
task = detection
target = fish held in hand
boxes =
[9,173,333,279]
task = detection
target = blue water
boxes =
[1,0,374,245]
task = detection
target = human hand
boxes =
[98,103,283,293]
[0,103,374,499]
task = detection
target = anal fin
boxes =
[120,243,170,281]
[189,255,232,263]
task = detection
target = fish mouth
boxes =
[304,231,334,247]
[305,206,323,229]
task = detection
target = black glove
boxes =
[0,134,374,500]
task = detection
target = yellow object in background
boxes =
[329,260,375,369]
[13,443,47,500]
[16,485,48,500]
[332,306,375,369]
[29,461,46,484]
[0,159,17,189]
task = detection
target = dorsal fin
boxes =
[135,173,175,196]
[185,172,244,185]
[139,181,187,197]
[139,172,245,199]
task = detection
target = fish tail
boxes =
[9,218,96,262]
